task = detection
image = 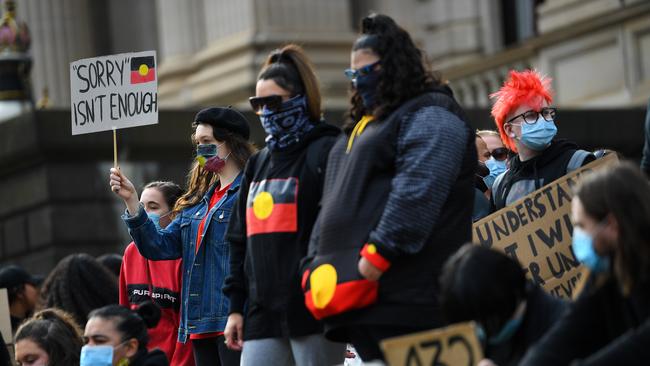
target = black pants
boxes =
[348,325,423,362]
[192,335,241,366]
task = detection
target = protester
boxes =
[474,135,493,221]
[83,302,168,366]
[440,244,566,366]
[97,253,123,278]
[476,129,509,192]
[110,107,254,365]
[521,162,650,365]
[222,44,343,365]
[14,308,84,366]
[490,69,594,210]
[641,98,650,177]
[118,181,193,365]
[39,253,118,328]
[303,13,476,362]
[0,265,41,334]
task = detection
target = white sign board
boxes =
[0,289,11,344]
[70,50,158,135]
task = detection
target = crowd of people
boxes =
[1,12,650,366]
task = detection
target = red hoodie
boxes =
[119,242,194,366]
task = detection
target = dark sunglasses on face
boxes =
[491,147,510,161]
[249,94,290,115]
[344,60,380,82]
[506,107,557,125]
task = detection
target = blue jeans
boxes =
[241,334,345,366]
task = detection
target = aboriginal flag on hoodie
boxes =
[246,178,298,236]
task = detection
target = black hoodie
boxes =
[492,139,594,210]
[224,122,341,340]
[130,349,169,366]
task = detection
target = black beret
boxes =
[194,107,250,140]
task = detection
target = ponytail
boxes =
[258,44,322,122]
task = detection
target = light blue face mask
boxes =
[80,345,113,366]
[147,211,170,231]
[572,226,610,273]
[483,157,508,190]
[518,115,557,151]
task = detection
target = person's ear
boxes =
[124,339,139,359]
[503,123,514,138]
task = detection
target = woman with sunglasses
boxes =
[303,14,476,362]
[223,44,343,365]
[490,70,594,210]
[109,107,254,365]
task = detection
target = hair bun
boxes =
[135,301,161,329]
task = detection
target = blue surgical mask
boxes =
[147,212,170,230]
[80,345,113,366]
[519,115,557,151]
[354,71,380,111]
[572,227,610,273]
[483,157,507,190]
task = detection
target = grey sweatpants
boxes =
[241,334,346,366]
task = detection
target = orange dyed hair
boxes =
[490,70,553,152]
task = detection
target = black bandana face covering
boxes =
[258,95,313,151]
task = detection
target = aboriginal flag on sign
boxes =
[130,56,156,84]
[246,178,298,236]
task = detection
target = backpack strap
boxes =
[566,149,593,174]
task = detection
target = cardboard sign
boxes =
[70,50,158,135]
[473,154,618,298]
[0,289,11,344]
[381,322,483,366]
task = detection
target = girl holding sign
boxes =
[109,107,254,366]
[522,163,650,365]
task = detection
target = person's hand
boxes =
[109,168,139,215]
[358,257,383,281]
[224,313,244,351]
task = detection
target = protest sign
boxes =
[70,50,158,135]
[473,154,618,298]
[380,322,483,366]
[0,289,11,344]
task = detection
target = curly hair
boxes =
[15,308,84,366]
[346,13,441,130]
[489,69,554,152]
[40,253,118,327]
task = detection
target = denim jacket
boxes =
[122,173,242,343]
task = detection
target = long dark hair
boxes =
[173,125,255,215]
[40,254,118,327]
[347,13,441,129]
[15,308,84,366]
[88,301,161,352]
[440,244,527,337]
[575,162,650,294]
[143,181,184,212]
[258,44,322,122]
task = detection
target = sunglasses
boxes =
[344,61,380,82]
[249,94,291,114]
[506,107,557,125]
[491,147,510,161]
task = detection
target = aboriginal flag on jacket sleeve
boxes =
[246,178,298,236]
[130,56,156,84]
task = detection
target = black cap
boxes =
[194,107,250,140]
[0,265,42,289]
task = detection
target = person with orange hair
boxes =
[490,69,593,210]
